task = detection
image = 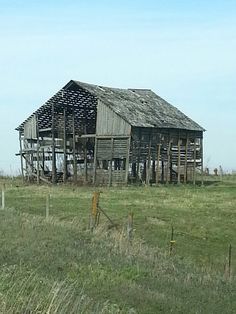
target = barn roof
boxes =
[72,80,204,131]
[16,80,204,132]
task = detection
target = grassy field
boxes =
[0,176,236,313]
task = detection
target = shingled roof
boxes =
[16,80,204,132]
[72,80,204,131]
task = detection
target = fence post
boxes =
[228,244,232,279]
[1,184,5,210]
[127,212,134,242]
[90,191,100,230]
[169,225,176,254]
[46,194,50,220]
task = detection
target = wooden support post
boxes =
[136,129,141,180]
[152,160,155,182]
[166,138,172,183]
[1,184,5,210]
[146,133,152,185]
[93,138,98,185]
[177,138,181,184]
[184,135,189,184]
[63,107,67,183]
[108,137,114,187]
[84,139,88,183]
[200,137,204,186]
[72,106,77,183]
[51,103,56,184]
[193,138,197,185]
[19,131,24,183]
[161,159,164,183]
[156,144,161,184]
[42,148,45,175]
[125,137,131,184]
[36,114,40,185]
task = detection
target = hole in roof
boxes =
[97,86,105,91]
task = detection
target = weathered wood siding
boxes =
[24,115,37,139]
[96,100,131,136]
[97,138,129,160]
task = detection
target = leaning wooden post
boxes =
[46,194,50,220]
[127,212,134,242]
[1,184,5,210]
[90,191,100,230]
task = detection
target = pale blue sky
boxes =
[0,0,235,174]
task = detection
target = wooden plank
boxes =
[200,138,204,185]
[84,139,88,183]
[72,105,77,182]
[63,107,67,183]
[36,114,40,184]
[108,138,114,186]
[19,131,24,183]
[184,135,189,184]
[166,137,172,183]
[177,137,181,184]
[193,138,197,185]
[125,137,131,184]
[51,103,56,184]
[146,132,152,185]
[93,138,98,185]
[156,144,161,184]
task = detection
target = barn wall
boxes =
[96,100,131,136]
[24,115,37,139]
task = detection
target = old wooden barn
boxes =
[16,80,205,185]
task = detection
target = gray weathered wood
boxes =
[63,107,67,183]
[184,135,189,184]
[108,137,114,187]
[200,138,204,186]
[36,114,40,185]
[156,144,161,184]
[193,138,197,185]
[146,133,152,185]
[51,103,56,184]
[125,137,131,184]
[72,105,77,183]
[177,137,181,184]
[19,131,24,183]
[93,138,98,185]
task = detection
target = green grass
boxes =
[0,177,236,313]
